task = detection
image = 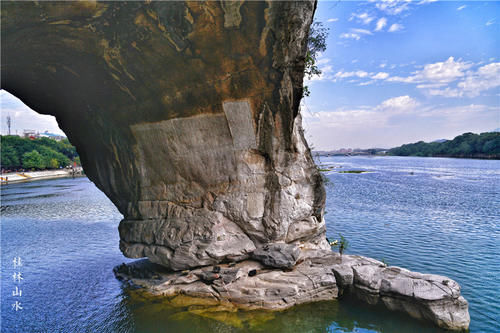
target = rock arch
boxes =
[1,0,327,270]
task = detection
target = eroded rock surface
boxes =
[2,2,470,330]
[1,0,326,270]
[114,250,470,331]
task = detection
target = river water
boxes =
[1,156,498,332]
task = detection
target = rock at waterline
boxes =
[114,249,470,331]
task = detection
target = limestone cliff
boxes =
[1,3,471,329]
[1,0,326,270]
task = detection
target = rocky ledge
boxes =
[114,248,470,331]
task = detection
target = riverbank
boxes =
[0,167,83,184]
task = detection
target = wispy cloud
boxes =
[302,98,499,150]
[350,12,375,25]
[335,70,370,79]
[379,95,419,110]
[326,57,500,99]
[352,28,373,35]
[429,62,500,97]
[418,0,438,4]
[457,5,467,11]
[375,17,388,31]
[327,18,339,23]
[388,23,404,32]
[372,72,390,80]
[340,33,361,40]
[317,58,331,66]
[340,28,373,41]
[375,0,411,15]
[485,19,495,26]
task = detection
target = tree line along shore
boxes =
[388,132,500,159]
[1,135,80,172]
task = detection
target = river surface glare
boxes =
[1,156,499,332]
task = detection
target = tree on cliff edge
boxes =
[303,21,329,97]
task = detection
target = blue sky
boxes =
[0,90,66,136]
[303,0,499,149]
[1,0,499,149]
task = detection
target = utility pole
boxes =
[7,114,12,135]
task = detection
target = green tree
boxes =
[49,158,59,169]
[388,132,500,158]
[303,21,329,97]
[1,145,19,168]
[22,150,45,169]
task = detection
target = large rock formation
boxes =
[1,1,469,330]
[114,250,470,331]
[1,0,327,270]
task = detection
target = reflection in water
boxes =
[120,291,442,333]
[1,156,499,332]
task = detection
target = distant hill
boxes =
[388,132,500,159]
[431,139,448,143]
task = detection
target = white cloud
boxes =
[379,63,387,68]
[340,33,361,40]
[352,28,373,35]
[335,70,370,79]
[302,98,499,150]
[0,91,65,136]
[388,23,403,32]
[359,81,376,86]
[350,12,375,25]
[418,0,438,4]
[457,5,466,11]
[327,18,339,23]
[304,63,334,83]
[340,28,372,41]
[311,57,499,99]
[416,57,471,83]
[372,72,390,80]
[455,62,500,97]
[416,61,500,97]
[485,19,495,26]
[386,57,471,86]
[376,0,411,15]
[317,58,331,66]
[375,18,388,31]
[378,95,419,111]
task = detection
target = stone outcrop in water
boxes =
[2,1,469,330]
[2,0,326,271]
[114,250,470,331]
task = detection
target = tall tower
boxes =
[7,114,12,135]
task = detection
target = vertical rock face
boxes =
[1,1,327,270]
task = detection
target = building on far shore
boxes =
[22,130,65,141]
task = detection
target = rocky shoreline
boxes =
[114,248,470,331]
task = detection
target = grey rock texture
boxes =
[114,250,470,331]
[1,1,327,270]
[3,3,470,330]
[252,243,300,269]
